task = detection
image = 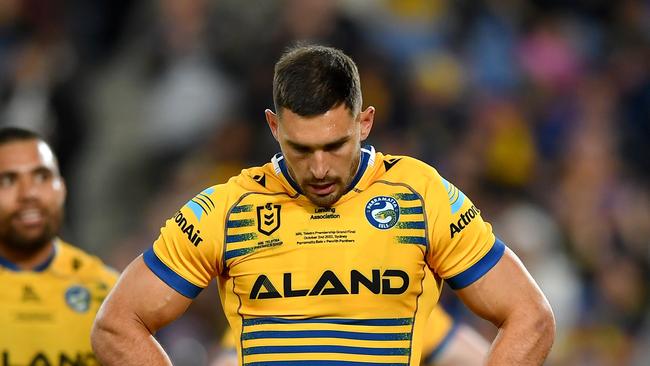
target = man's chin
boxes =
[5,230,54,253]
[305,192,341,207]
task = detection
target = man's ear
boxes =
[265,109,279,141]
[359,106,375,141]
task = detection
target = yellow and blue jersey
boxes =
[0,240,118,366]
[145,145,505,365]
[220,304,456,365]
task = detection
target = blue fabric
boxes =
[446,238,506,290]
[143,248,202,298]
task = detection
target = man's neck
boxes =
[0,240,56,271]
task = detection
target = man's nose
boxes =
[310,151,329,180]
[17,177,37,200]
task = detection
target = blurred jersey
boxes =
[220,304,456,364]
[0,240,118,366]
[145,145,504,365]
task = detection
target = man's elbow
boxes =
[91,302,134,359]
[532,300,556,351]
[91,311,116,355]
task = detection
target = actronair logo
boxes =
[173,211,204,246]
[450,205,480,238]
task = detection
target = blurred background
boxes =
[0,0,648,365]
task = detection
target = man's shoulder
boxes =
[375,152,441,183]
[184,162,291,215]
[54,241,119,283]
[229,161,294,195]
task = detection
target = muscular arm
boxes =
[456,248,555,365]
[91,255,192,365]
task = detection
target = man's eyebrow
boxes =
[0,165,55,176]
[286,136,350,151]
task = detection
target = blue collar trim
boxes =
[275,145,375,196]
[0,243,57,272]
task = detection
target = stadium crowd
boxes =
[0,0,648,365]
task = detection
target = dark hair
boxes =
[0,127,44,146]
[273,44,362,117]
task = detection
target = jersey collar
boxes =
[0,240,58,272]
[271,145,376,196]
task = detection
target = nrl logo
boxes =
[257,203,281,236]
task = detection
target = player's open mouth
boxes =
[308,182,335,196]
[14,208,44,226]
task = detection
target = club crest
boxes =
[65,285,90,313]
[365,196,400,229]
[257,203,281,236]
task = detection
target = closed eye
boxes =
[0,173,16,188]
[323,139,347,152]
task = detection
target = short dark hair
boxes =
[0,127,44,146]
[273,45,362,117]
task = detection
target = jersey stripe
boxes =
[394,193,419,201]
[243,345,410,356]
[187,200,207,220]
[395,221,425,229]
[396,236,427,246]
[227,219,255,228]
[400,207,423,215]
[226,233,258,244]
[225,247,256,260]
[243,318,413,327]
[232,205,254,213]
[197,192,215,208]
[244,361,408,366]
[242,330,411,341]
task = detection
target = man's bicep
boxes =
[455,248,547,326]
[100,255,192,334]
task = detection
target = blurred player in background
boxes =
[212,304,489,366]
[0,127,117,365]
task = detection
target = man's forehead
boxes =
[280,105,356,133]
[35,141,57,168]
[0,140,58,172]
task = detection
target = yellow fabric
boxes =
[150,148,497,365]
[420,305,453,359]
[0,240,118,365]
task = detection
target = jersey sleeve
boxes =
[143,186,225,298]
[426,172,505,290]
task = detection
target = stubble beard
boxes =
[305,188,343,208]
[0,210,62,254]
[301,154,361,208]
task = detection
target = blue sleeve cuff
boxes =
[446,237,506,290]
[143,248,203,298]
